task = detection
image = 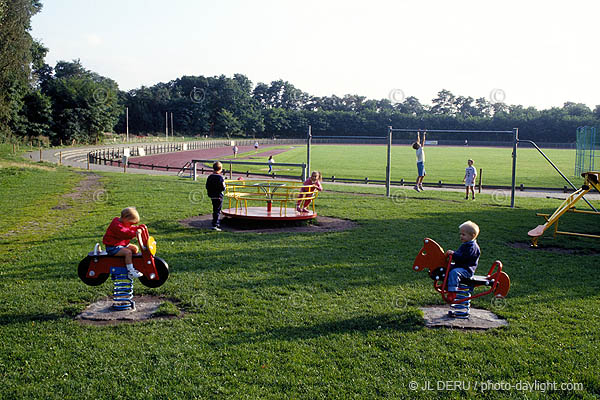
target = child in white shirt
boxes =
[463,159,477,200]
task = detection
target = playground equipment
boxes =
[528,171,600,247]
[388,127,519,206]
[307,125,393,196]
[413,238,510,318]
[308,126,519,205]
[222,179,320,221]
[77,225,169,310]
[575,127,598,176]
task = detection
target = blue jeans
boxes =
[211,197,223,227]
[447,267,473,292]
[417,162,426,177]
[105,245,125,256]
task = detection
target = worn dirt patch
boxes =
[64,171,103,201]
[420,306,508,330]
[0,172,103,240]
[507,241,600,255]
[75,295,181,326]
[0,161,55,171]
[180,214,357,234]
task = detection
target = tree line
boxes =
[2,0,599,146]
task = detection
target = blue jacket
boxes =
[452,240,480,276]
[205,173,225,199]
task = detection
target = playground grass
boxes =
[241,145,580,189]
[1,145,599,399]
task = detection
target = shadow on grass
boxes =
[0,312,66,326]
[212,310,424,346]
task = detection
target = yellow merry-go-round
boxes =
[221,179,320,221]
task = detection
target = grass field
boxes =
[1,143,600,399]
[237,144,581,189]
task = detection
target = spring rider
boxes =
[413,238,510,318]
[78,225,169,310]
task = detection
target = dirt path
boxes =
[0,172,103,240]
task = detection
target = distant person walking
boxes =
[254,141,259,151]
[233,145,238,158]
[268,155,274,173]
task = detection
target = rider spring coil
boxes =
[110,267,135,311]
[449,283,472,318]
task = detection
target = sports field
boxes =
[243,144,580,189]
[1,143,599,399]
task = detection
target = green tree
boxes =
[0,0,43,139]
[431,89,457,115]
[43,60,121,144]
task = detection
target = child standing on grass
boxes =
[102,207,143,278]
[268,155,274,173]
[297,171,323,213]
[205,161,226,231]
[412,130,426,192]
[463,159,477,200]
[444,221,481,314]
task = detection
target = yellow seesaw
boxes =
[528,171,600,246]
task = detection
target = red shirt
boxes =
[102,217,138,246]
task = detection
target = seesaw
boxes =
[413,238,510,317]
[528,171,600,247]
[78,225,169,310]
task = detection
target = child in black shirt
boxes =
[205,161,226,231]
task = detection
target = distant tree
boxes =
[397,96,424,116]
[215,109,242,138]
[430,89,457,115]
[594,105,600,119]
[491,101,508,116]
[454,96,476,118]
[562,102,592,117]
[43,60,121,144]
[474,97,493,117]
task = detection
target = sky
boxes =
[31,0,600,110]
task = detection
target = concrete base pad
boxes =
[420,306,508,330]
[76,296,164,325]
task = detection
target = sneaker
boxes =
[419,185,424,191]
[472,197,476,200]
[212,226,222,231]
[301,208,309,213]
[127,265,143,278]
[413,185,420,192]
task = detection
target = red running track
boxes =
[128,145,291,171]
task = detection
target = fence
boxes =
[87,138,305,165]
[86,136,580,193]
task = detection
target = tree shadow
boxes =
[210,311,424,346]
[0,312,66,326]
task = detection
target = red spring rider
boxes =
[78,225,169,310]
[413,238,510,317]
